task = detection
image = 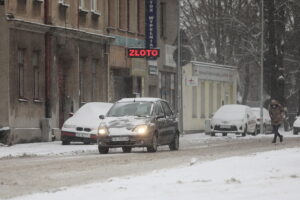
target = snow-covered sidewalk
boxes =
[0,131,297,159]
[10,148,300,200]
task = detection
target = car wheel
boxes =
[222,133,227,136]
[242,125,247,137]
[169,132,179,151]
[293,129,298,135]
[62,140,70,145]
[98,146,109,154]
[252,126,257,136]
[147,134,158,153]
[122,147,132,153]
[210,132,216,137]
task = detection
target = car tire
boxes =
[169,132,179,151]
[98,146,109,154]
[252,127,257,136]
[147,134,158,153]
[62,140,70,145]
[242,125,247,137]
[122,147,132,153]
[222,133,227,136]
[293,129,298,135]
[210,132,216,137]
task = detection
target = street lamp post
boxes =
[260,0,264,134]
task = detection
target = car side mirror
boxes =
[99,115,105,120]
[69,112,74,117]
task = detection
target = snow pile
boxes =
[11,148,300,200]
[0,142,98,159]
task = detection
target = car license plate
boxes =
[112,137,129,142]
[220,125,231,129]
[76,132,90,138]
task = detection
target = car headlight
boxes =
[98,126,109,136]
[133,125,149,135]
[63,124,76,129]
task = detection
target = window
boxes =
[91,59,98,101]
[200,81,205,118]
[160,2,166,38]
[137,0,145,34]
[209,82,213,116]
[155,102,165,117]
[161,101,173,117]
[79,57,86,104]
[192,86,197,118]
[108,0,116,27]
[79,0,85,9]
[217,83,221,108]
[127,0,131,31]
[91,0,97,11]
[18,49,25,99]
[32,51,40,101]
[119,0,127,30]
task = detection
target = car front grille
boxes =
[214,125,237,131]
[76,127,91,132]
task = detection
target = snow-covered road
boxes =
[1,132,300,199]
[10,148,300,200]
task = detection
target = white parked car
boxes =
[210,104,257,136]
[293,116,300,135]
[61,102,113,145]
[251,107,272,134]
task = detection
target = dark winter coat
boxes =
[268,100,284,125]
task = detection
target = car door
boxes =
[247,108,257,133]
[160,101,176,144]
[154,101,167,144]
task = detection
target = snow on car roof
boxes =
[118,97,164,103]
[213,104,248,119]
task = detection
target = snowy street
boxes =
[1,132,300,199]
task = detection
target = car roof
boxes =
[117,97,165,103]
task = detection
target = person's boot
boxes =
[272,136,276,143]
[279,135,283,142]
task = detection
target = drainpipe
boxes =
[44,0,51,118]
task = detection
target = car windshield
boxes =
[107,102,153,117]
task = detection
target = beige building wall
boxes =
[182,62,238,132]
[0,5,10,127]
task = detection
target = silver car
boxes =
[97,98,179,154]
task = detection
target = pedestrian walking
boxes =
[268,99,284,143]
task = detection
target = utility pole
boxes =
[260,0,264,134]
[177,0,183,134]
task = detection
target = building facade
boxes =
[182,61,238,133]
[0,0,113,144]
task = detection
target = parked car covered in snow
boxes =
[61,102,113,145]
[210,104,257,136]
[251,107,272,134]
[293,116,300,135]
[97,98,179,154]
